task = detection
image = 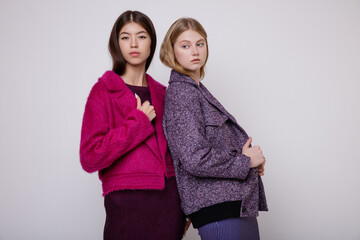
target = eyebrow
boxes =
[119,31,148,35]
[178,39,205,44]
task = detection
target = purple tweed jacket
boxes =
[163,70,268,217]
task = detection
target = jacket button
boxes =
[242,207,246,213]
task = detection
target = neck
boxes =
[121,63,148,87]
[193,71,201,85]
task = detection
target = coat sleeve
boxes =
[80,83,154,173]
[163,83,250,179]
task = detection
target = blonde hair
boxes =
[160,18,208,80]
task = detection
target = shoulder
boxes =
[167,70,199,95]
[98,70,127,91]
[165,81,202,114]
[167,80,199,99]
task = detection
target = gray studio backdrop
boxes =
[1,0,359,239]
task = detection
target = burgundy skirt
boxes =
[103,177,185,240]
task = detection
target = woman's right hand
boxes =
[242,137,266,168]
[136,94,156,122]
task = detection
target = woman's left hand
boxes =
[258,163,265,176]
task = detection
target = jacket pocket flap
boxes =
[205,112,228,126]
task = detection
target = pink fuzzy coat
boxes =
[80,71,174,196]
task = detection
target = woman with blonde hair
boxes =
[160,18,268,240]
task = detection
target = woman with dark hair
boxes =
[80,11,185,240]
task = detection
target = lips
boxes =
[191,58,200,63]
[130,51,140,57]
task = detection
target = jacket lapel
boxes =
[199,84,237,124]
[101,71,163,161]
[101,71,136,116]
[169,70,238,125]
[143,134,162,161]
[147,75,167,161]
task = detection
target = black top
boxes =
[126,84,154,126]
[126,84,152,105]
[189,200,242,228]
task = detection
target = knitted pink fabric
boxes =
[80,71,174,196]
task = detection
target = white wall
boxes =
[1,0,359,239]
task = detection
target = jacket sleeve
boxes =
[163,83,250,179]
[80,83,154,173]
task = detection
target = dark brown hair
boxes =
[108,11,157,75]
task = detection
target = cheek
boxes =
[143,40,151,56]
[118,42,126,54]
[201,48,207,58]
[174,49,186,64]
[145,40,151,50]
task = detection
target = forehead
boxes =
[120,22,147,34]
[176,29,204,42]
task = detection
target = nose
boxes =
[130,37,138,48]
[192,45,199,56]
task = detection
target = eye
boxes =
[182,45,189,49]
[197,42,204,47]
[120,36,129,40]
[139,35,147,39]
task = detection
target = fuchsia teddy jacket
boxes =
[80,71,174,196]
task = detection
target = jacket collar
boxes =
[169,69,198,87]
[169,70,237,123]
[99,71,167,161]
[101,70,165,92]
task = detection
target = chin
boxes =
[128,60,147,66]
[189,67,201,72]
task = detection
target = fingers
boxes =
[248,146,266,168]
[260,155,266,166]
[258,163,265,176]
[135,94,141,109]
[137,99,156,122]
[142,101,154,115]
[141,100,150,110]
[243,137,252,150]
[148,109,156,122]
[258,163,264,171]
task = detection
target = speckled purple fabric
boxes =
[163,70,268,217]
